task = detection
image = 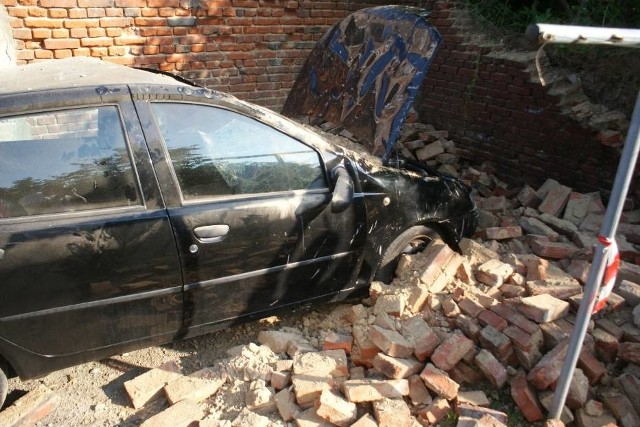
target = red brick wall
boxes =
[4,0,418,109]
[419,1,627,194]
[4,0,631,195]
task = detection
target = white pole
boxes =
[526,23,640,47]
[526,23,640,420]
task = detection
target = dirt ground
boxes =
[6,303,339,426]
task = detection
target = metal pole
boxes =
[526,23,640,47]
[549,91,640,419]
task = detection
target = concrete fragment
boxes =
[231,407,271,427]
[245,379,276,413]
[258,330,304,354]
[293,349,348,378]
[351,414,378,427]
[294,407,332,427]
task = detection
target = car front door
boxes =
[0,89,182,377]
[137,100,366,330]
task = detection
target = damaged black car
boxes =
[0,53,476,406]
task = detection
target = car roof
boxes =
[0,57,189,96]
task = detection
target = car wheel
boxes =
[0,365,7,410]
[374,225,442,283]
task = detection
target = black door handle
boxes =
[193,225,229,243]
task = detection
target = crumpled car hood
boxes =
[282,6,441,162]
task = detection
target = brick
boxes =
[540,318,574,349]
[372,398,413,427]
[291,375,333,408]
[322,332,353,354]
[259,330,304,353]
[0,384,60,427]
[618,373,640,415]
[459,297,485,317]
[519,216,560,241]
[416,140,444,160]
[489,303,540,335]
[43,37,80,49]
[270,370,291,390]
[478,196,510,211]
[479,325,512,362]
[526,280,583,300]
[478,309,508,331]
[455,315,481,341]
[245,379,275,413]
[592,328,618,362]
[476,259,515,287]
[81,36,114,47]
[585,399,604,416]
[368,325,413,358]
[139,398,203,427]
[351,326,379,368]
[274,388,299,422]
[417,397,450,425]
[419,363,459,400]
[293,350,348,378]
[314,389,357,427]
[575,349,605,386]
[351,414,377,427]
[530,237,579,259]
[527,340,568,390]
[373,294,406,317]
[458,390,491,407]
[575,408,617,427]
[474,349,507,388]
[538,184,572,216]
[231,408,270,427]
[372,353,423,380]
[455,403,509,425]
[615,280,640,306]
[163,369,226,405]
[566,368,589,410]
[442,297,461,317]
[536,178,561,199]
[510,371,544,422]
[519,294,570,323]
[431,329,475,371]
[448,361,485,385]
[400,316,440,361]
[287,340,317,358]
[602,391,640,427]
[517,185,542,208]
[124,361,182,409]
[408,374,432,406]
[567,259,591,284]
[503,325,542,369]
[539,391,575,425]
[539,212,579,237]
[342,379,409,402]
[595,318,624,340]
[485,226,522,240]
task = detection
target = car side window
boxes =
[0,106,142,218]
[150,103,327,200]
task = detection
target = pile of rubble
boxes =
[108,123,640,427]
[8,122,640,426]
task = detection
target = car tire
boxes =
[0,365,7,410]
[374,225,442,283]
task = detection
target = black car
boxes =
[0,57,477,407]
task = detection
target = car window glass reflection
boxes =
[151,103,327,200]
[0,106,142,218]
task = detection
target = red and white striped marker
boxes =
[593,235,620,314]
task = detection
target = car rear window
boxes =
[0,106,142,218]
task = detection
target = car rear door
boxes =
[0,88,182,377]
[134,98,367,331]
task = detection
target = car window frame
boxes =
[0,103,148,224]
[149,101,331,206]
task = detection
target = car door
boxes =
[138,99,367,329]
[0,89,182,376]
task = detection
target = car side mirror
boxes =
[331,166,354,213]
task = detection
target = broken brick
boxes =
[419,363,460,400]
[431,329,475,371]
[478,309,508,331]
[538,184,572,217]
[322,332,353,354]
[372,397,413,427]
[518,294,570,323]
[342,379,409,402]
[510,371,544,422]
[371,352,423,379]
[139,398,204,427]
[124,361,182,409]
[417,397,450,425]
[400,315,440,361]
[274,388,299,422]
[474,349,507,389]
[314,389,357,427]
[368,325,414,358]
